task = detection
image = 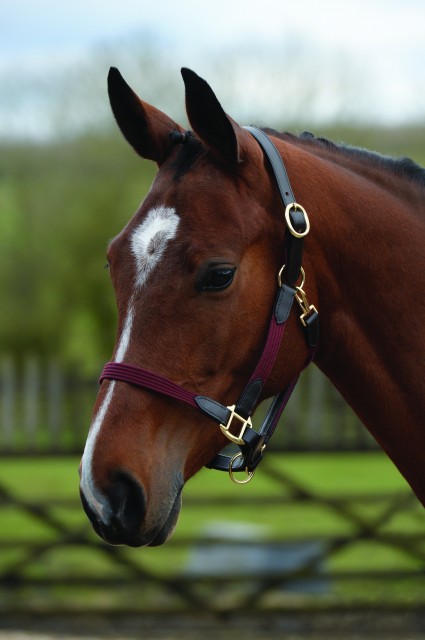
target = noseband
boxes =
[99,127,319,483]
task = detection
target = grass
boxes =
[0,453,423,555]
[0,452,424,611]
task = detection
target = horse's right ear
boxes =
[107,67,184,165]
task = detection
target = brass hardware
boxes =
[278,265,305,290]
[277,265,285,288]
[228,452,255,484]
[284,203,310,238]
[220,405,253,445]
[295,281,318,326]
[277,265,317,325]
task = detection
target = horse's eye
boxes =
[199,266,236,291]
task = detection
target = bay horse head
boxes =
[79,67,319,547]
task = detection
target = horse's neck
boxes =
[299,147,425,503]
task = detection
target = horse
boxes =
[79,67,425,547]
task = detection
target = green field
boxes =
[0,452,423,566]
[0,452,424,612]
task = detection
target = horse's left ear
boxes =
[108,67,184,164]
[181,68,248,165]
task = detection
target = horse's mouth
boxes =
[82,487,182,548]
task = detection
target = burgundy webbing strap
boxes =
[100,362,198,408]
[99,308,287,416]
[248,316,287,385]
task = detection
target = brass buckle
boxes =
[284,203,310,238]
[220,405,253,445]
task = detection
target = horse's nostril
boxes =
[107,471,146,534]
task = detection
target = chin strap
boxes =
[99,127,319,484]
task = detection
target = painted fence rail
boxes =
[0,356,424,616]
[0,355,377,454]
[0,455,424,615]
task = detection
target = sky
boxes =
[1,0,425,139]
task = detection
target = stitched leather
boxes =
[275,283,296,324]
[206,453,246,472]
[195,396,229,424]
[285,236,304,287]
[244,126,296,207]
[304,310,320,348]
[235,379,263,418]
[244,126,304,288]
[240,428,265,468]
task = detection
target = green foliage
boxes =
[1,126,423,373]
[0,134,155,373]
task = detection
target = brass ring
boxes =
[298,266,306,290]
[278,265,305,290]
[284,203,310,238]
[228,453,255,485]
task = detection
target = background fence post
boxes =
[48,359,63,452]
[23,356,40,453]
[0,357,16,451]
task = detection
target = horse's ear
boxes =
[181,68,246,165]
[107,67,183,164]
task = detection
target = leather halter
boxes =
[99,127,319,483]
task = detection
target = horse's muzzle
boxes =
[79,470,182,547]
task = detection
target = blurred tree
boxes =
[0,134,155,374]
[0,37,424,376]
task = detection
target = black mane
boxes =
[266,128,425,190]
[169,126,425,190]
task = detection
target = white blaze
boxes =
[131,206,180,289]
[80,206,180,520]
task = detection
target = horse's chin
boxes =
[147,492,182,547]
